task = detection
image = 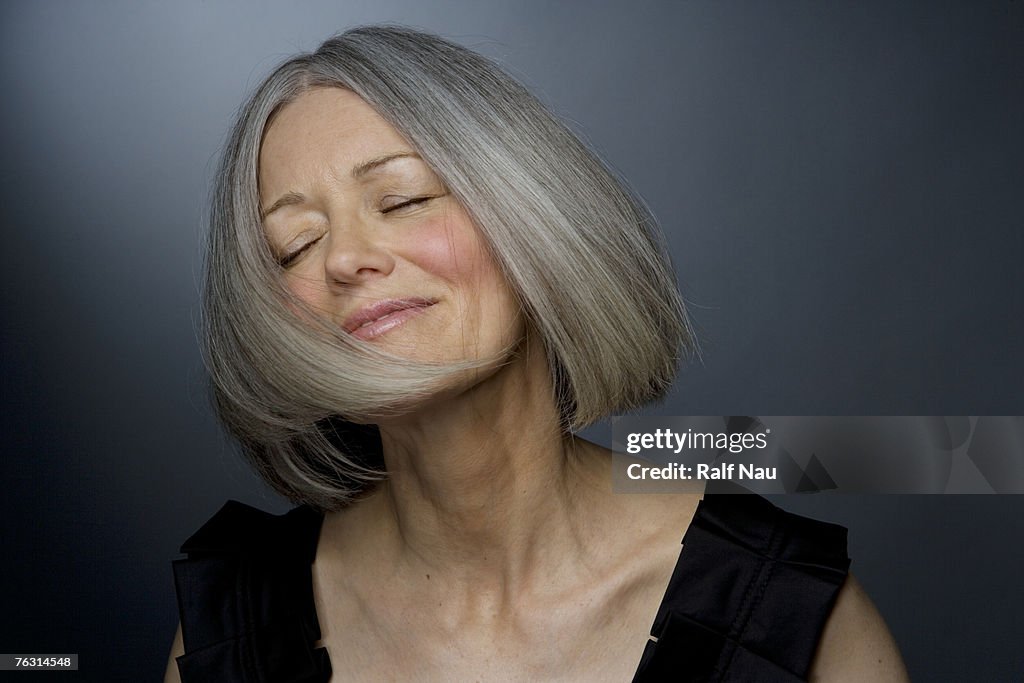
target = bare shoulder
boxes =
[809,574,909,682]
[163,623,183,683]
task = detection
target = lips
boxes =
[343,298,435,340]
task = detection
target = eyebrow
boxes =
[260,191,304,220]
[260,151,421,220]
[351,151,420,179]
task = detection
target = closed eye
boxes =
[278,235,323,268]
[380,196,433,214]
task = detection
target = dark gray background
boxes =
[1,1,1021,680]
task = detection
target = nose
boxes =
[322,226,395,287]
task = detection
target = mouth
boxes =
[343,298,435,340]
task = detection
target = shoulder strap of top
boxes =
[632,492,850,682]
[172,500,332,683]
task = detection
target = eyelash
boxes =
[381,196,432,214]
[278,240,317,268]
[277,196,435,268]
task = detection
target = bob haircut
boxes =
[205,25,695,510]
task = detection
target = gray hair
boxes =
[204,25,696,510]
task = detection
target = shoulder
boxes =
[178,499,323,557]
[809,573,910,682]
[687,490,851,570]
[172,500,324,641]
[696,495,909,681]
[170,501,331,682]
[631,491,864,680]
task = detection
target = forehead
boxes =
[258,87,410,193]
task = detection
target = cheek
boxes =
[283,271,329,313]
[410,212,493,288]
[410,212,519,337]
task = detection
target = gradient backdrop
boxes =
[1,1,1022,680]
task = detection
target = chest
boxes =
[319,627,652,682]
[311,564,673,682]
[317,617,657,681]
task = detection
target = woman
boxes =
[166,26,907,682]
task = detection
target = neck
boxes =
[356,339,608,590]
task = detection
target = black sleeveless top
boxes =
[172,493,849,682]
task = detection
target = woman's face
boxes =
[258,87,522,365]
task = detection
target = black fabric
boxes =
[173,494,848,682]
[632,492,851,682]
[173,501,331,683]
